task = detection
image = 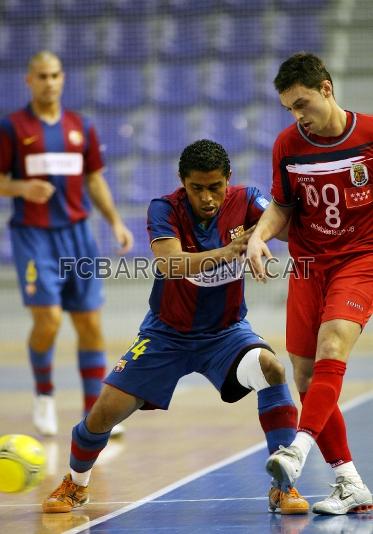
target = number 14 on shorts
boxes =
[127,336,151,360]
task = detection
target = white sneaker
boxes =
[33,395,58,436]
[266,445,303,491]
[110,423,125,438]
[312,476,373,515]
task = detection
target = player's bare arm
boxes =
[86,170,134,253]
[152,230,252,277]
[247,201,293,281]
[247,220,290,242]
[0,173,55,203]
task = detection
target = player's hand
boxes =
[246,233,273,283]
[112,221,134,254]
[21,179,55,203]
[224,229,253,261]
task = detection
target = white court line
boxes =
[62,389,373,534]
[63,441,267,534]
[340,390,373,412]
[0,493,331,509]
[2,392,372,513]
[0,494,331,509]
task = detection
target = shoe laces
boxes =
[287,487,301,498]
[280,487,301,501]
[50,475,81,503]
[327,480,353,501]
[276,445,302,461]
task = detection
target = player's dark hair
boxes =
[274,52,333,94]
[179,139,230,180]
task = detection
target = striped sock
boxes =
[29,346,54,395]
[78,350,106,415]
[258,384,298,454]
[70,418,111,473]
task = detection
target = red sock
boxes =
[300,391,352,466]
[298,359,346,439]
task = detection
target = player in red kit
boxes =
[248,52,373,515]
[0,51,133,436]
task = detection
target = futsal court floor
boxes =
[1,331,373,534]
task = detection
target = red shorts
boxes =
[286,254,373,358]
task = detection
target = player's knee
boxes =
[236,347,283,392]
[31,307,62,347]
[259,350,285,385]
[317,337,344,360]
[72,311,104,348]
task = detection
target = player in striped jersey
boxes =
[42,139,309,515]
[0,51,133,436]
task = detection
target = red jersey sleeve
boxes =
[271,133,297,207]
[0,119,14,174]
[84,123,104,174]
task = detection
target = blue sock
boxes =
[258,384,298,454]
[29,346,54,395]
[78,350,106,415]
[70,418,111,473]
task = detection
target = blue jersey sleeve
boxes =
[245,186,269,227]
[147,198,181,244]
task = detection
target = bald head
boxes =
[27,50,62,73]
[26,51,65,111]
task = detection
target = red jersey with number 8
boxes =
[271,111,373,269]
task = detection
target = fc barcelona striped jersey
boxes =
[145,185,268,334]
[0,105,103,228]
[272,111,373,268]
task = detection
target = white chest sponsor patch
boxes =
[186,256,245,287]
[25,153,83,176]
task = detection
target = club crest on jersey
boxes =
[68,130,83,146]
[25,283,37,296]
[114,359,127,373]
[350,163,369,187]
[229,225,244,241]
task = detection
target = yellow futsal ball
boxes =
[0,434,46,493]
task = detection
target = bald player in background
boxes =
[0,51,133,436]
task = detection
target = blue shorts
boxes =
[10,220,104,311]
[105,314,272,410]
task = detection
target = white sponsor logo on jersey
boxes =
[287,156,366,176]
[186,256,245,287]
[25,153,83,176]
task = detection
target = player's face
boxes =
[280,82,333,135]
[26,57,65,106]
[182,169,230,223]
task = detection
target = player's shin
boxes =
[236,348,298,453]
[70,418,111,486]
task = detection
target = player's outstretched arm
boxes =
[247,201,293,282]
[152,230,252,278]
[86,170,134,253]
[0,173,55,203]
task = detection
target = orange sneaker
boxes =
[268,486,309,515]
[42,474,89,513]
